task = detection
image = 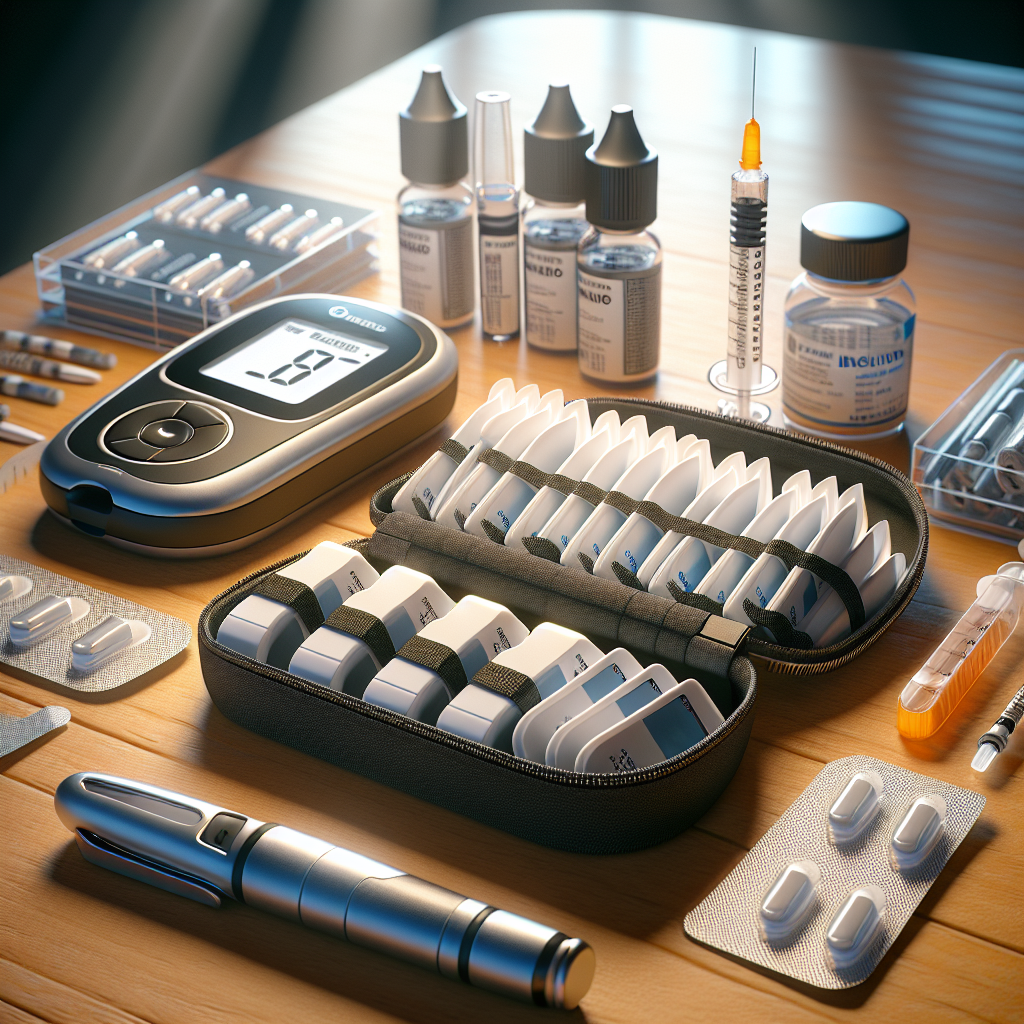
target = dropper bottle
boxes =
[397,66,474,330]
[474,91,520,341]
[522,84,593,352]
[577,106,660,384]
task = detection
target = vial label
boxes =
[578,268,661,382]
[398,218,473,327]
[783,312,915,433]
[479,221,520,337]
[524,243,577,351]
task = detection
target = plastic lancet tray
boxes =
[912,348,1024,544]
[33,171,379,351]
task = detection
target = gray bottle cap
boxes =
[584,106,658,231]
[400,66,468,186]
[524,84,593,204]
[801,202,909,281]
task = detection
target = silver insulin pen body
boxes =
[55,772,594,1009]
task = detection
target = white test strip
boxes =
[533,430,644,554]
[433,386,540,516]
[512,647,644,763]
[504,412,620,547]
[465,401,590,540]
[574,677,724,774]
[765,485,867,636]
[392,378,515,516]
[544,663,676,769]
[647,463,771,598]
[435,391,562,530]
[561,438,675,571]
[722,494,830,626]
[696,488,800,606]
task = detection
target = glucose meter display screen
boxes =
[199,319,388,405]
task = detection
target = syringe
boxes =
[897,560,1024,740]
[709,49,778,422]
[972,683,1024,772]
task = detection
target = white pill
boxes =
[759,860,821,944]
[826,885,886,970]
[71,615,150,673]
[0,574,33,604]
[9,595,90,646]
[890,795,946,871]
[828,770,884,844]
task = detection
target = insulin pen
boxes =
[55,772,595,1009]
[973,684,1024,772]
[0,349,100,384]
[0,373,63,405]
[1,329,116,369]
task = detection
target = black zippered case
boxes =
[199,398,928,854]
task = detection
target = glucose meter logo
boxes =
[329,305,387,332]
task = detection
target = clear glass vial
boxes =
[397,66,475,330]
[783,202,915,440]
[522,84,593,352]
[577,106,661,385]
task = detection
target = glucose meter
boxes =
[40,294,458,555]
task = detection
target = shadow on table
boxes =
[48,840,571,1024]
[187,698,761,941]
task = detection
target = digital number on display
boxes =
[200,319,387,404]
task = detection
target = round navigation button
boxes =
[140,418,194,448]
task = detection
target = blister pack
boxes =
[683,755,985,988]
[0,556,191,692]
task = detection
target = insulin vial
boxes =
[521,84,593,352]
[397,66,474,330]
[577,106,661,384]
[783,202,915,439]
[474,91,521,341]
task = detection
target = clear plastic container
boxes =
[783,271,916,440]
[912,348,1024,544]
[34,170,378,350]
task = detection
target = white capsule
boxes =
[175,188,226,229]
[268,209,318,250]
[826,885,886,970]
[0,574,33,604]
[71,614,152,673]
[245,204,293,243]
[199,192,251,233]
[828,770,884,844]
[9,595,90,646]
[153,185,200,222]
[890,795,947,871]
[759,860,821,944]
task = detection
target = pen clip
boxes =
[74,828,225,908]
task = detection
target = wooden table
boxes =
[2,12,1022,1023]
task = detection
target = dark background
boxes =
[1,0,1021,277]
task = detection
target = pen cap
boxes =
[400,65,469,185]
[800,201,909,282]
[524,84,594,203]
[585,105,658,231]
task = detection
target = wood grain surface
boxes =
[2,12,1022,1024]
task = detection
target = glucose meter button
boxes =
[178,402,228,429]
[149,423,228,462]
[107,437,162,461]
[140,418,194,448]
[104,401,185,442]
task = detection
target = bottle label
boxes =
[783,314,915,431]
[577,268,661,381]
[524,243,577,351]
[479,227,520,337]
[398,218,473,326]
